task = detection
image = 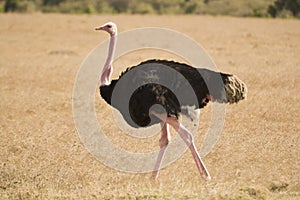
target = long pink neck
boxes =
[100,33,117,86]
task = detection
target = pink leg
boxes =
[152,122,171,179]
[176,122,211,180]
[151,112,211,181]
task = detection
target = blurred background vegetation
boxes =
[0,0,299,18]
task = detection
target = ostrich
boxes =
[95,22,247,180]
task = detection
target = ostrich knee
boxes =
[164,117,194,147]
[178,124,194,147]
[159,124,171,148]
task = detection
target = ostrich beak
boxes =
[95,26,104,31]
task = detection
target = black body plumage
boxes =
[100,59,247,128]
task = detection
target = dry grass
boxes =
[0,14,299,199]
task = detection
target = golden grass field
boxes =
[0,14,299,199]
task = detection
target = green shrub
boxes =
[0,1,5,12]
[3,0,299,18]
[184,2,198,14]
[268,0,300,18]
[128,1,154,14]
[109,0,129,13]
[4,0,20,12]
[4,0,37,12]
[85,4,96,14]
[95,1,115,14]
[42,0,64,6]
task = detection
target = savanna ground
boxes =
[0,14,299,199]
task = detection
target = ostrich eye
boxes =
[107,25,112,28]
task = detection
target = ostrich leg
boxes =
[174,119,211,181]
[152,123,171,179]
[151,112,211,181]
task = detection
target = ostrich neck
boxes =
[100,33,117,85]
[105,33,117,67]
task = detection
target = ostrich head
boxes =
[95,22,118,85]
[95,22,117,36]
